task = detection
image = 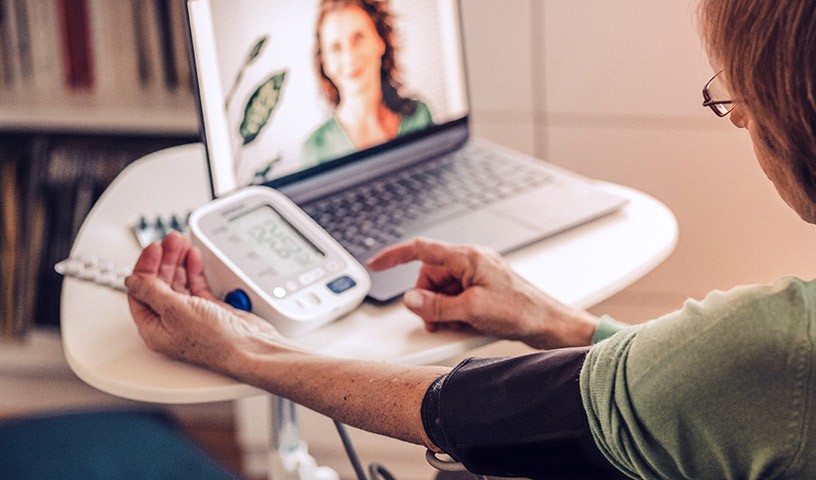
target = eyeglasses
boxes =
[702,71,736,117]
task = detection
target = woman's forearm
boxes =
[230,341,450,449]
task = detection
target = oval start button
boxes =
[225,289,252,311]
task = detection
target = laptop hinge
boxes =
[279,122,469,205]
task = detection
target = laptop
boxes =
[186,0,627,302]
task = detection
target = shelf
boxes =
[0,328,71,377]
[0,92,200,136]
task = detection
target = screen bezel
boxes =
[186,0,473,199]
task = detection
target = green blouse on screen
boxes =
[300,100,433,166]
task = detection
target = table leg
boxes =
[236,395,339,480]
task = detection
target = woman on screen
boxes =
[301,0,433,165]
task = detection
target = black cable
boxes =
[333,420,400,480]
[333,420,369,480]
[368,463,398,480]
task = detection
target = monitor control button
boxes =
[225,289,252,312]
[327,275,356,294]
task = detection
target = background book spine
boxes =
[26,0,64,93]
[10,0,32,85]
[1,0,21,91]
[155,0,179,91]
[88,0,140,98]
[12,0,32,84]
[132,0,165,96]
[38,144,80,328]
[0,153,19,339]
[131,0,151,88]
[169,0,193,93]
[58,0,94,89]
[0,0,8,88]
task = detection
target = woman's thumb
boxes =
[402,288,467,324]
[126,274,176,314]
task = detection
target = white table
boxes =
[60,143,677,475]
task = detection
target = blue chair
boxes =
[0,409,239,480]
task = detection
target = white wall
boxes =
[467,0,816,316]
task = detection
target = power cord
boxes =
[333,420,399,480]
[333,420,486,480]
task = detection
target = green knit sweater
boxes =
[581,277,816,479]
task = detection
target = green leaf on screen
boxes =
[239,70,287,146]
[247,37,267,63]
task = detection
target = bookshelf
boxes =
[0,0,200,135]
[0,0,201,339]
[0,93,198,136]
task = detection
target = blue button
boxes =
[225,289,252,311]
[327,275,356,294]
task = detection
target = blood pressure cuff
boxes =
[421,347,625,480]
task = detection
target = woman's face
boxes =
[320,5,386,100]
[729,104,816,223]
[709,47,816,223]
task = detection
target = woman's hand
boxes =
[126,232,298,377]
[367,238,599,349]
[126,233,445,449]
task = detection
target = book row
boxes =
[0,0,193,101]
[0,133,193,339]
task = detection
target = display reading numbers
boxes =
[231,205,324,277]
[248,219,308,265]
[294,251,310,267]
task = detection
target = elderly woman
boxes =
[127,1,816,478]
[301,0,433,165]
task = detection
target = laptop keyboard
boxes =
[301,148,553,259]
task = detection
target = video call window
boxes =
[195,0,469,190]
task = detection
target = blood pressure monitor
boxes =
[189,186,371,336]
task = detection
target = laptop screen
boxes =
[188,0,470,197]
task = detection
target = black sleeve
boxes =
[421,347,625,480]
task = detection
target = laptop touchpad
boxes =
[367,211,540,302]
[411,211,540,253]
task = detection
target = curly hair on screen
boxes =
[314,0,417,116]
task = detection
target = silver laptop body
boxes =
[186,0,627,301]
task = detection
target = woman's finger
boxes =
[170,252,190,293]
[403,288,474,325]
[368,238,470,274]
[417,264,462,295]
[133,242,163,276]
[157,233,190,283]
[126,273,183,318]
[186,246,218,301]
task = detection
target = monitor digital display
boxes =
[229,205,325,277]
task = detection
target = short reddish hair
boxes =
[699,1,816,201]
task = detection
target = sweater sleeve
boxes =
[580,277,816,479]
[591,315,629,344]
